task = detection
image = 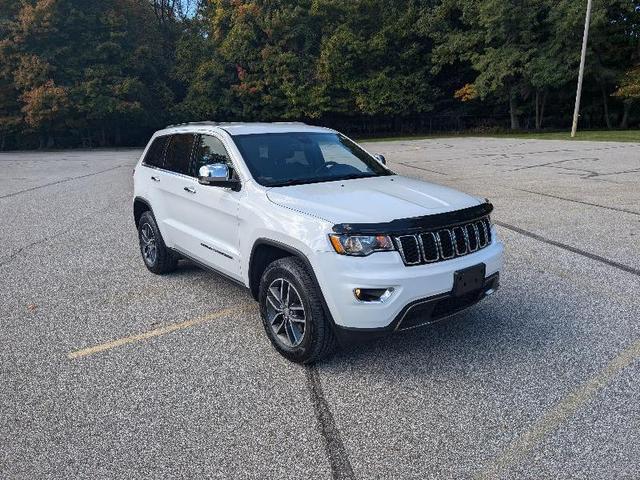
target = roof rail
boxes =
[165,121,220,128]
[165,121,309,128]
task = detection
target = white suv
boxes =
[133,122,503,363]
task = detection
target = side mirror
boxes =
[198,164,240,191]
[373,154,386,165]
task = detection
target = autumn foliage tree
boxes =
[0,0,639,149]
[0,0,175,147]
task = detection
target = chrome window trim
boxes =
[141,132,243,183]
[139,163,198,181]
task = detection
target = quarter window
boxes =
[164,134,195,175]
[143,136,169,168]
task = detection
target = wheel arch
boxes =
[133,196,153,228]
[248,240,335,329]
[249,239,299,300]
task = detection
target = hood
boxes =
[266,175,482,224]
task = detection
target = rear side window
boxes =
[143,136,169,168]
[164,134,195,175]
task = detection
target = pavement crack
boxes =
[397,162,448,175]
[0,199,125,268]
[508,157,590,172]
[0,165,127,200]
[495,221,640,277]
[514,188,640,216]
[305,365,355,480]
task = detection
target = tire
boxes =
[137,210,178,274]
[259,257,337,364]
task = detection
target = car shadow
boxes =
[169,259,563,380]
[318,289,559,378]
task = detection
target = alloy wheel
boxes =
[140,222,157,265]
[266,278,306,347]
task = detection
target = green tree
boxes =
[314,0,437,121]
[1,0,176,147]
[614,54,640,128]
[179,0,322,120]
[431,0,548,130]
[0,0,22,149]
[180,0,439,127]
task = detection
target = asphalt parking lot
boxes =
[1,137,639,479]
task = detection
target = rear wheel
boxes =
[137,211,178,274]
[259,257,337,364]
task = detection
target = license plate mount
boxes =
[453,263,486,296]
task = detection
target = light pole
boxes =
[571,0,593,138]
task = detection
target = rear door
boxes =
[138,135,170,233]
[153,133,198,249]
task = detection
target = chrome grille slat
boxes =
[393,216,493,266]
[452,226,467,255]
[418,232,439,262]
[466,223,479,252]
[396,235,421,265]
[437,229,455,259]
[476,221,488,247]
[484,218,492,244]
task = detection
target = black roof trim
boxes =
[331,202,493,235]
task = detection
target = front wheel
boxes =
[259,257,337,364]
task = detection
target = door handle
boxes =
[183,186,196,194]
[151,176,160,182]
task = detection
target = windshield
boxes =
[231,132,392,187]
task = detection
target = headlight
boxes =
[328,234,395,256]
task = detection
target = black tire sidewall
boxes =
[137,211,177,274]
[138,213,160,269]
[259,261,320,362]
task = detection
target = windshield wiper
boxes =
[269,173,380,188]
[269,177,329,187]
[270,178,313,187]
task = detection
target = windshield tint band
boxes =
[331,202,494,235]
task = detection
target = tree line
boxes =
[0,0,638,149]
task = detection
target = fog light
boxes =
[354,287,394,302]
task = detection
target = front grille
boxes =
[394,216,492,266]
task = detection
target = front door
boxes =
[178,133,242,280]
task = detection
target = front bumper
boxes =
[333,273,499,345]
[311,231,503,332]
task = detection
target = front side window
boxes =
[232,132,391,187]
[193,134,236,178]
[164,134,195,175]
[143,135,169,168]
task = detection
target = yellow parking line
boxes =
[68,304,254,360]
[477,338,640,479]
